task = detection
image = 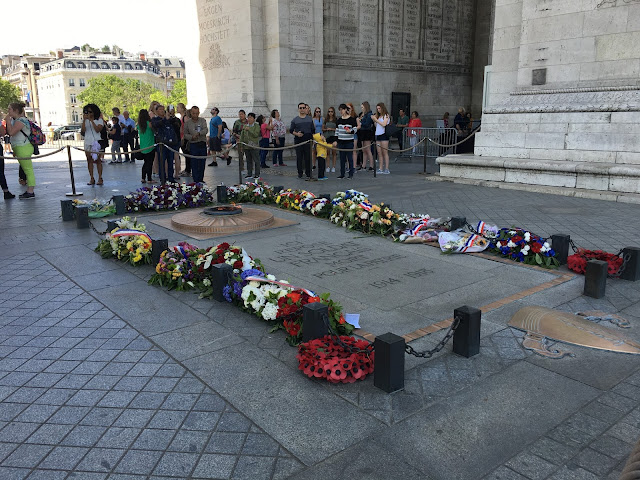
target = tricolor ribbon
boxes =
[109,229,152,244]
[460,234,481,253]
[359,201,372,212]
[244,276,316,298]
[476,221,486,235]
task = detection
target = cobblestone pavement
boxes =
[1,149,639,479]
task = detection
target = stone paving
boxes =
[0,149,639,479]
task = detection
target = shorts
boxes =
[326,135,338,144]
[209,136,222,152]
[358,129,374,142]
[375,133,389,141]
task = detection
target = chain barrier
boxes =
[88,220,109,237]
[404,315,461,358]
[569,239,628,278]
[321,313,375,356]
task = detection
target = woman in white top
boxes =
[372,102,391,174]
[80,103,105,185]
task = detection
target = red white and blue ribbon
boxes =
[409,221,429,236]
[359,201,372,212]
[459,234,482,253]
[109,229,151,243]
[476,221,487,235]
[244,276,316,298]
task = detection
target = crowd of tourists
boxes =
[0,98,444,200]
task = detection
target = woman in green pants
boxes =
[4,102,35,199]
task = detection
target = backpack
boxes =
[18,118,45,155]
[157,120,179,147]
[361,112,374,131]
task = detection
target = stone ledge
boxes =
[437,154,640,195]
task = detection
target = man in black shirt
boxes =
[289,102,314,178]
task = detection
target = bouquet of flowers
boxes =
[95,217,152,265]
[126,183,214,212]
[226,182,276,204]
[297,336,374,384]
[395,214,449,243]
[489,228,559,268]
[275,189,316,212]
[72,198,116,218]
[149,242,207,290]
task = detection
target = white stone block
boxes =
[504,168,577,188]
[494,2,524,30]
[579,59,640,81]
[610,175,640,194]
[565,132,640,152]
[610,112,640,125]
[476,132,527,148]
[474,146,531,158]
[628,4,640,31]
[566,150,616,163]
[539,112,612,124]
[528,123,569,134]
[518,38,596,68]
[575,171,609,191]
[596,32,640,61]
[493,27,522,51]
[532,149,571,161]
[525,132,566,150]
[522,0,587,20]
[616,151,640,165]
[521,13,584,45]
[583,7,628,36]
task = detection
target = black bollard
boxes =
[302,302,329,342]
[76,206,89,229]
[113,195,126,215]
[551,234,571,265]
[211,263,233,302]
[584,259,607,298]
[620,247,640,282]
[450,216,466,230]
[374,333,405,393]
[216,185,228,203]
[319,194,331,200]
[273,186,284,195]
[453,306,481,358]
[61,200,74,221]
[106,220,119,232]
[151,239,168,266]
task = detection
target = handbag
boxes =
[385,123,400,137]
[133,137,144,160]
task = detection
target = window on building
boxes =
[77,62,85,69]
[125,63,133,70]
[164,59,171,66]
[69,78,75,87]
[111,63,120,70]
[66,61,75,68]
[101,62,110,69]
[167,81,173,90]
[70,93,77,104]
[72,111,79,123]
[176,71,180,78]
[79,78,86,87]
[134,63,142,70]
[91,62,99,69]
[34,63,40,70]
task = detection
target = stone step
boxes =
[436,154,640,201]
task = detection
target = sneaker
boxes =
[376,169,384,174]
[280,163,287,167]
[347,176,353,180]
[383,169,390,174]
[262,164,270,168]
[19,192,35,200]
[245,174,253,179]
[109,161,116,164]
[318,176,328,181]
[298,174,303,178]
[368,167,374,171]
[331,167,335,173]
[4,191,15,199]
[272,164,279,167]
[337,175,345,179]
[357,166,362,171]
[326,167,330,172]
[227,158,232,165]
[208,161,218,167]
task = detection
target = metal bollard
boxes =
[450,216,466,230]
[374,333,405,393]
[319,194,331,200]
[551,234,571,266]
[620,247,640,282]
[106,220,119,232]
[452,306,481,358]
[273,186,284,195]
[211,263,233,302]
[302,303,329,341]
[61,200,74,221]
[151,239,168,266]
[584,259,607,298]
[113,195,126,215]
[216,185,228,203]
[76,206,89,229]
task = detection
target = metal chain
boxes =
[89,221,108,237]
[321,313,375,355]
[569,239,579,253]
[609,252,631,278]
[404,315,461,358]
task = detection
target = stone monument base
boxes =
[435,154,640,205]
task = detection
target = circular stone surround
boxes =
[203,205,243,216]
[171,207,275,234]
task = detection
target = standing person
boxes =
[258,114,272,168]
[232,110,248,172]
[359,102,375,171]
[5,102,36,198]
[148,101,160,176]
[151,104,178,183]
[183,106,208,183]
[407,111,422,153]
[372,102,391,174]
[207,107,222,167]
[270,109,286,167]
[167,106,182,178]
[442,112,450,128]
[80,103,105,186]
[396,108,409,150]
[312,132,332,180]
[240,113,261,180]
[219,122,232,162]
[312,107,323,170]
[336,103,358,179]
[120,110,136,162]
[0,121,15,199]
[108,117,122,164]
[454,107,466,134]
[290,102,314,179]
[346,102,360,173]
[137,109,156,184]
[177,103,191,176]
[323,107,338,173]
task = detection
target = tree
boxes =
[167,79,187,107]
[0,79,20,113]
[101,45,111,53]
[77,75,167,118]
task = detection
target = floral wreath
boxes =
[568,248,623,275]
[297,335,374,384]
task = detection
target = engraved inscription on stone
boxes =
[383,0,403,58]
[197,0,231,70]
[290,0,315,48]
[338,0,359,54]
[358,0,379,56]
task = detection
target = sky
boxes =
[4,0,198,58]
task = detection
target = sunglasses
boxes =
[298,107,305,110]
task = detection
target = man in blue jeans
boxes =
[151,104,177,183]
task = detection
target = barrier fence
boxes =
[396,127,458,170]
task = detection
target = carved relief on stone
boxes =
[597,0,640,8]
[203,43,230,70]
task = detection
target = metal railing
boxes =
[396,127,458,162]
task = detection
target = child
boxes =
[313,132,335,180]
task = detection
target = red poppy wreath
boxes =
[297,335,374,384]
